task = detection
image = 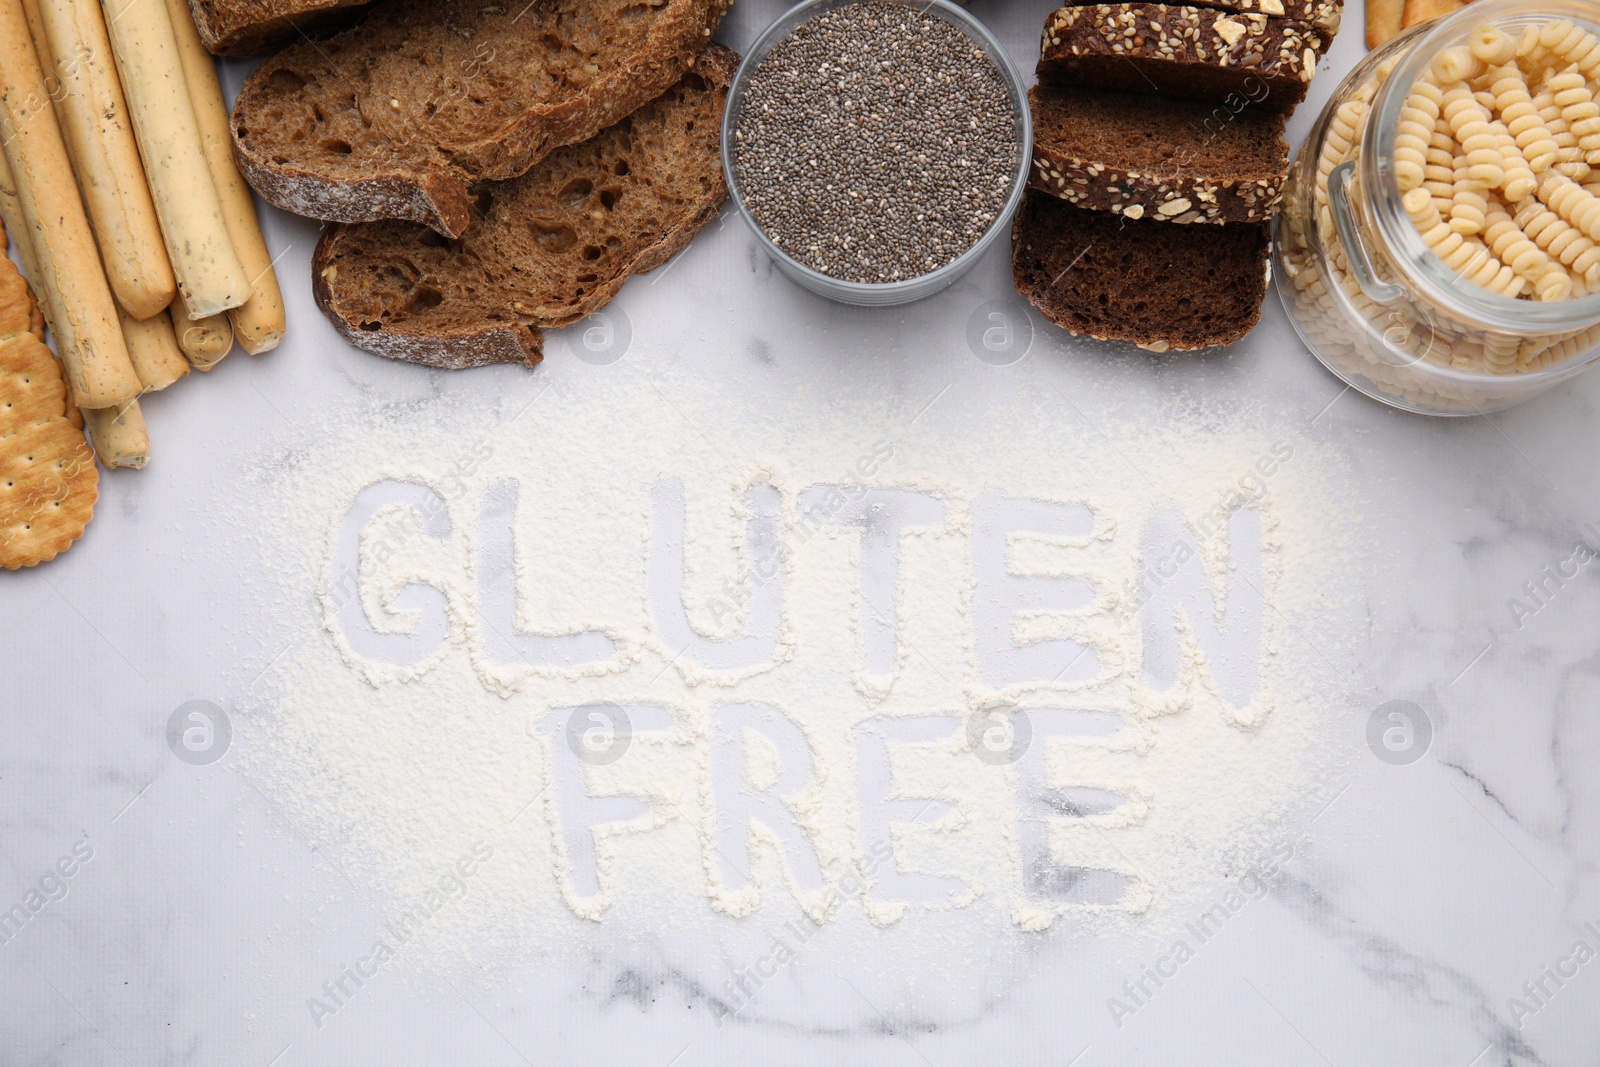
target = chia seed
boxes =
[731,1,1021,285]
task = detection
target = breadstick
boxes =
[83,398,148,468]
[119,306,186,389]
[161,0,283,354]
[0,147,80,427]
[32,0,176,320]
[4,71,171,405]
[6,109,179,402]
[0,143,39,283]
[1400,0,1464,34]
[9,73,187,395]
[100,0,250,319]
[0,0,140,409]
[15,0,52,85]
[170,299,232,368]
[1366,0,1404,50]
[10,0,87,345]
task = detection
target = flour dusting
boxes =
[219,356,1368,985]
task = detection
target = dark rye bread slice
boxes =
[1053,0,1342,36]
[1037,5,1330,115]
[1029,85,1288,224]
[311,45,736,369]
[187,0,370,56]
[233,0,730,238]
[1012,191,1269,351]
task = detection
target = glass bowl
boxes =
[721,0,1033,307]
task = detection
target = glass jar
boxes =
[1276,0,1600,415]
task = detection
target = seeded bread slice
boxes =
[1029,85,1288,224]
[311,45,736,370]
[187,0,370,56]
[1037,5,1330,114]
[1053,0,1342,36]
[1012,190,1269,351]
[233,0,730,238]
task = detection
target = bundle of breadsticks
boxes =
[0,0,283,472]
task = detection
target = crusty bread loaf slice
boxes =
[233,0,730,238]
[1052,0,1342,36]
[187,0,370,56]
[1012,190,1269,351]
[1029,85,1288,224]
[311,45,736,370]
[1038,5,1330,114]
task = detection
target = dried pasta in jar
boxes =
[1276,4,1600,415]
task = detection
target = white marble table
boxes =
[3,1,1599,1064]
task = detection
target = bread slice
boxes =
[233,0,731,238]
[1029,85,1288,224]
[1037,5,1330,114]
[311,45,736,370]
[186,0,370,56]
[1012,190,1269,351]
[1051,0,1342,36]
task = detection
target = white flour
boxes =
[223,353,1367,980]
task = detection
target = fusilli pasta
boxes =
[1488,65,1559,172]
[1451,158,1489,234]
[1516,193,1600,282]
[1546,69,1600,164]
[1405,188,1525,295]
[1432,46,1484,85]
[1470,24,1518,67]
[1443,86,1508,187]
[1541,169,1600,241]
[1482,198,1555,284]
[1536,20,1600,80]
[1395,80,1445,190]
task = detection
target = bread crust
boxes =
[187,0,370,56]
[1052,0,1342,36]
[233,0,731,237]
[310,45,736,371]
[1028,149,1284,223]
[1038,4,1330,114]
[308,301,545,369]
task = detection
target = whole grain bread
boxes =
[1029,85,1288,224]
[1053,0,1342,36]
[1038,5,1329,114]
[1012,190,1269,351]
[233,0,731,238]
[186,0,370,56]
[311,45,736,370]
